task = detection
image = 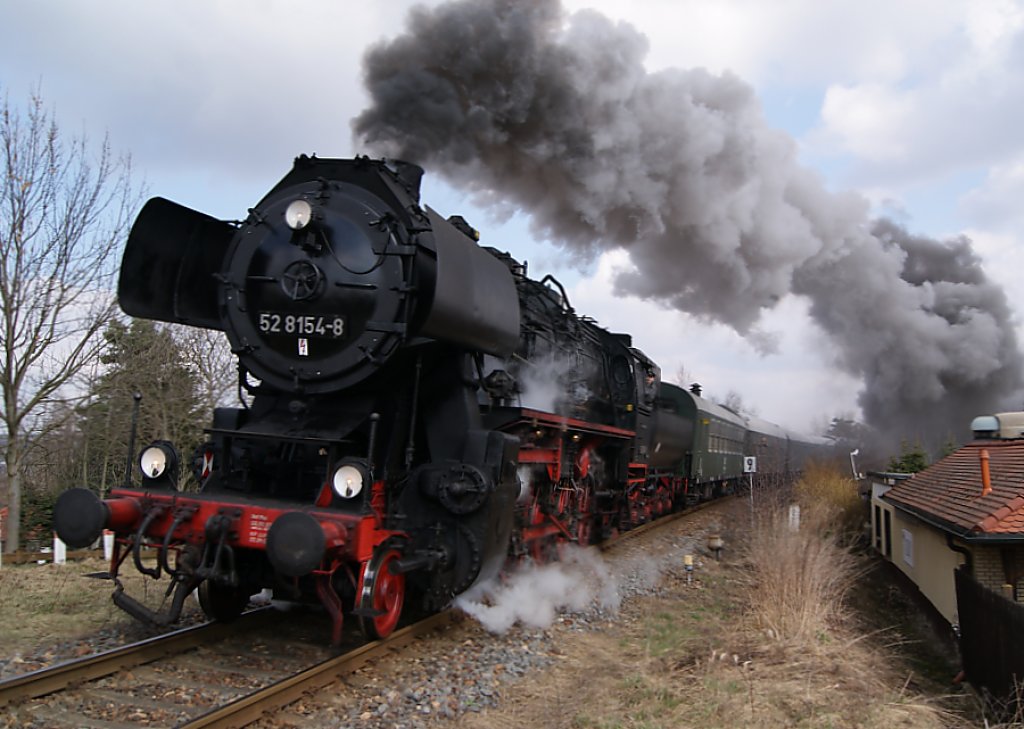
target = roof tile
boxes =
[885,440,1024,535]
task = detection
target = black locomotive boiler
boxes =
[53,156,828,642]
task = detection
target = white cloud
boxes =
[818,84,916,163]
[801,1,1024,192]
[963,228,1024,310]
[961,158,1024,230]
[963,0,1024,68]
[564,0,959,85]
[1,1,423,213]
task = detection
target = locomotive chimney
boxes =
[390,160,424,202]
[690,383,702,397]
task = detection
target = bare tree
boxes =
[0,87,138,552]
[172,325,238,418]
[671,363,692,388]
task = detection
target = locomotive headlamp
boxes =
[332,463,365,499]
[284,199,313,230]
[139,441,179,487]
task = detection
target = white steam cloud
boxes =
[455,545,620,633]
[518,352,590,414]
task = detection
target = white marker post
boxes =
[53,533,67,565]
[744,456,757,527]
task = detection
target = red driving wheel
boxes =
[357,549,405,639]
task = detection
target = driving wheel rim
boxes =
[360,550,405,639]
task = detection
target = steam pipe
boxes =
[367,412,380,472]
[539,274,572,312]
[132,507,165,579]
[159,507,196,576]
[404,356,422,469]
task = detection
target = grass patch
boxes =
[642,611,692,657]
[0,555,201,656]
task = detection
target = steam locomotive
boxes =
[53,156,829,643]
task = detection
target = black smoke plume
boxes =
[353,0,1022,443]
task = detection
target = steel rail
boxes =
[0,608,275,708]
[179,610,460,729]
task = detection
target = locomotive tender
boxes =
[53,156,828,642]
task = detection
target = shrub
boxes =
[745,463,863,644]
[793,460,864,540]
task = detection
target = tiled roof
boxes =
[884,440,1024,536]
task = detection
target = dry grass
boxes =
[793,460,864,538]
[459,471,972,729]
[743,499,862,645]
[0,554,200,656]
[457,561,961,729]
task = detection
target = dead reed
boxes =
[744,501,861,644]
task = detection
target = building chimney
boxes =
[980,448,992,496]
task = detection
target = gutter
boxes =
[882,496,1024,545]
[945,533,973,575]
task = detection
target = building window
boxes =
[902,528,914,567]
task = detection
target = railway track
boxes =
[0,611,271,709]
[0,605,334,728]
[0,497,731,728]
[181,610,459,729]
[0,597,464,729]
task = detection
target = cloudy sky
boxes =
[3,0,1023,435]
